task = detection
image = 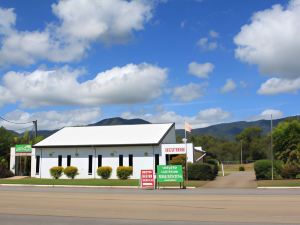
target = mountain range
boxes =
[15,116,299,141]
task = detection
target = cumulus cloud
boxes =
[197,30,219,51]
[0,0,154,66]
[234,0,300,94]
[0,63,168,107]
[252,109,283,120]
[258,77,300,95]
[122,107,230,129]
[172,83,207,102]
[221,79,237,93]
[0,108,101,131]
[188,62,214,78]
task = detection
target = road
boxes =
[202,171,257,188]
[0,186,299,225]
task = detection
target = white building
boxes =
[10,123,194,179]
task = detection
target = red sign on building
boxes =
[140,169,155,189]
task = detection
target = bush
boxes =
[206,159,219,176]
[116,166,133,180]
[254,160,282,180]
[63,166,78,179]
[0,165,14,178]
[188,163,216,180]
[239,166,245,171]
[50,166,64,179]
[169,155,186,167]
[281,163,300,179]
[97,166,112,179]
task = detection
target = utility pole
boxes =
[271,114,274,180]
[33,120,38,139]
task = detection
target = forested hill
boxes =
[12,116,299,140]
[176,116,299,141]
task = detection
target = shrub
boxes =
[63,166,78,179]
[254,160,282,180]
[50,166,64,179]
[97,166,112,179]
[0,165,14,178]
[281,163,300,179]
[239,166,245,171]
[116,166,133,180]
[170,155,186,167]
[206,159,219,176]
[188,163,216,180]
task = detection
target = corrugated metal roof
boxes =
[34,123,174,147]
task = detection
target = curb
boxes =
[0,184,196,189]
[258,186,300,189]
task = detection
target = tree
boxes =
[236,126,267,161]
[273,120,300,164]
[0,127,16,162]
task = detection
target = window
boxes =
[155,154,159,173]
[88,155,93,174]
[36,155,40,174]
[98,155,102,168]
[129,154,133,167]
[58,155,62,167]
[67,155,71,166]
[119,155,123,166]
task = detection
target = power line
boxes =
[0,116,33,125]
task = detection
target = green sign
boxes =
[15,144,32,153]
[157,165,183,182]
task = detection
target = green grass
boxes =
[0,178,139,186]
[258,179,300,187]
[0,178,208,187]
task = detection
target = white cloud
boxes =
[197,37,217,51]
[209,30,219,38]
[221,79,237,93]
[0,108,101,131]
[0,0,154,66]
[234,0,300,94]
[188,62,214,78]
[258,77,300,95]
[0,63,168,107]
[252,109,283,120]
[172,83,207,102]
[122,107,230,129]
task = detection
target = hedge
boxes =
[49,166,64,179]
[206,159,219,177]
[97,166,112,179]
[63,166,78,179]
[254,160,282,180]
[188,163,217,180]
[116,166,133,180]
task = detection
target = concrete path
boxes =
[202,171,257,188]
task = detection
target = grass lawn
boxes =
[258,179,300,187]
[0,178,208,187]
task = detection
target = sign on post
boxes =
[157,165,183,182]
[15,144,32,153]
[140,169,155,189]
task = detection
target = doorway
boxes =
[15,156,31,176]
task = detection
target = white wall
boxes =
[10,147,15,174]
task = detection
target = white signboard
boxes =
[161,143,193,155]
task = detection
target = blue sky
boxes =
[0,0,299,131]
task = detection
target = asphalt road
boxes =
[0,186,299,225]
[202,171,257,188]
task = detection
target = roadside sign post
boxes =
[140,169,155,189]
[157,165,184,189]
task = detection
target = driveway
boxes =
[202,171,257,188]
